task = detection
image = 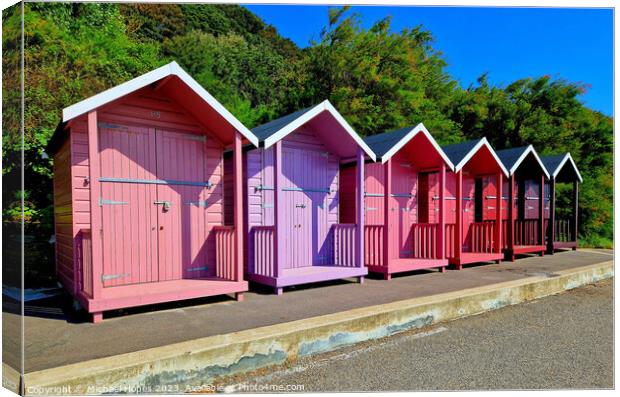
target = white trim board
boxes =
[379,123,455,171]
[507,145,550,179]
[551,153,583,182]
[262,100,377,162]
[454,137,509,177]
[61,61,259,146]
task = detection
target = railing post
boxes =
[273,141,283,278]
[383,158,391,268]
[438,163,446,259]
[495,172,502,254]
[547,178,556,253]
[356,148,365,268]
[538,174,545,246]
[87,110,103,299]
[455,170,463,262]
[233,131,244,281]
[573,180,579,247]
[508,174,515,254]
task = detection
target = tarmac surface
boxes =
[2,249,613,372]
[225,277,614,391]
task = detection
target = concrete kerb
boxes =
[22,260,613,395]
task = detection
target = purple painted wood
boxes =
[244,115,367,292]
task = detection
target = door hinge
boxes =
[185,200,209,207]
[187,266,208,272]
[101,273,130,281]
[99,198,128,206]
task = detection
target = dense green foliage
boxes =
[3,3,613,251]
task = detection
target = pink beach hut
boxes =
[340,124,455,280]
[441,138,509,269]
[47,62,258,322]
[241,101,375,294]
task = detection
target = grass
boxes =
[579,235,614,249]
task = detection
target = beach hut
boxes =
[441,138,509,269]
[242,101,375,294]
[541,153,582,252]
[496,145,550,261]
[47,62,257,322]
[340,124,454,280]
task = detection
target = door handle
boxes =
[295,204,306,208]
[154,200,171,211]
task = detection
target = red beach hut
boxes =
[341,124,455,280]
[496,145,550,260]
[47,62,257,322]
[242,101,375,294]
[441,138,509,269]
[541,153,582,252]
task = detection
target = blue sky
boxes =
[245,6,613,116]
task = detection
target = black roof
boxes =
[496,146,529,172]
[251,105,316,142]
[540,154,567,175]
[363,126,414,159]
[441,139,484,166]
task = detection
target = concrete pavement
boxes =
[6,249,612,373]
[225,278,613,391]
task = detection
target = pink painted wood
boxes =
[53,84,248,321]
[87,111,103,299]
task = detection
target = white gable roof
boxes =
[261,100,377,161]
[455,137,509,176]
[62,61,258,146]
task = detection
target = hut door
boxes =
[281,147,316,268]
[462,176,476,251]
[99,126,213,287]
[426,172,440,224]
[524,180,539,219]
[482,175,498,221]
[544,182,551,219]
[99,125,159,287]
[391,162,417,258]
[155,130,213,281]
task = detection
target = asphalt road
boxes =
[223,278,613,391]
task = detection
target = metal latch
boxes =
[295,203,306,209]
[154,200,171,211]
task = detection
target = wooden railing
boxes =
[445,224,456,259]
[251,226,275,277]
[470,221,495,253]
[213,226,236,280]
[76,228,93,297]
[411,223,439,259]
[333,224,357,267]
[554,219,573,242]
[514,219,539,246]
[364,225,384,267]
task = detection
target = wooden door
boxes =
[156,129,215,281]
[462,176,476,251]
[524,180,540,219]
[482,175,498,221]
[391,161,417,258]
[282,146,330,268]
[99,125,159,287]
[445,173,457,224]
[426,172,440,224]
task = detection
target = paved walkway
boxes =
[3,249,613,372]
[226,278,613,391]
